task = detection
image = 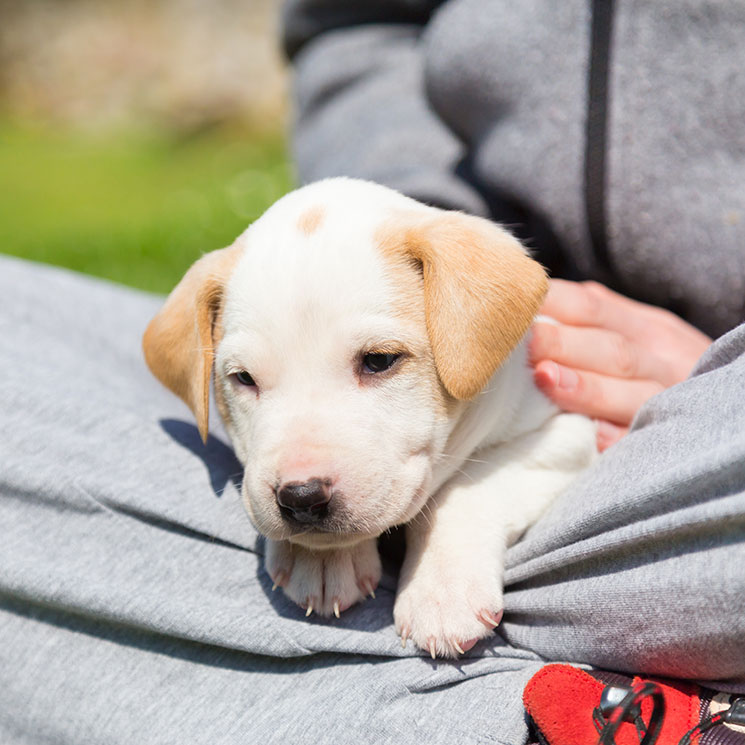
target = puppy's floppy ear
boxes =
[380,210,548,400]
[142,244,242,442]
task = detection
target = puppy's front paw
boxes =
[393,557,504,659]
[265,537,381,617]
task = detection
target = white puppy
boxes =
[143,178,596,658]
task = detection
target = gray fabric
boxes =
[503,323,745,686]
[0,256,542,744]
[283,0,745,338]
[2,254,745,743]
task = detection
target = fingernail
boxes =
[556,365,579,392]
[596,420,627,452]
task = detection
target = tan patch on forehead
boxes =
[296,205,325,235]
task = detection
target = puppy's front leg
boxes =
[393,475,509,659]
[265,537,381,617]
[394,413,595,658]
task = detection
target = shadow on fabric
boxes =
[159,418,243,499]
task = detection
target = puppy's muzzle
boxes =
[276,478,332,524]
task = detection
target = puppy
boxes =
[143,178,596,658]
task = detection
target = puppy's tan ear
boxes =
[381,211,548,400]
[142,245,242,442]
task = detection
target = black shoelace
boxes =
[595,681,745,745]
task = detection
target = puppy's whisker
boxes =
[446,466,476,483]
[436,454,490,465]
[412,502,434,530]
[212,476,245,498]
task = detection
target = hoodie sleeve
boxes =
[281,0,489,215]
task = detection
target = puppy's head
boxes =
[143,179,546,549]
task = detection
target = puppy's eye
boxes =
[362,352,400,374]
[234,370,256,387]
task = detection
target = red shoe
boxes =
[522,663,745,745]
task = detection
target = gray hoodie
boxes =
[283,0,745,338]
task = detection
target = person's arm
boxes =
[282,0,489,215]
[528,280,712,451]
[282,4,713,454]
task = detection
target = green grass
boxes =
[0,122,293,293]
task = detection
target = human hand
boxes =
[528,280,711,451]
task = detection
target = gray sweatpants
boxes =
[1,255,744,745]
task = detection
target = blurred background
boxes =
[0,0,292,293]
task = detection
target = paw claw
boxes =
[359,577,377,599]
[460,638,478,653]
[271,570,288,592]
[428,638,436,660]
[478,609,503,628]
[333,599,340,619]
[399,626,410,649]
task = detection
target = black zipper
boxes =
[585,0,616,285]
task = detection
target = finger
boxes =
[529,320,673,384]
[596,420,628,452]
[540,279,658,338]
[533,360,664,425]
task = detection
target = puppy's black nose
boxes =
[276,479,332,524]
